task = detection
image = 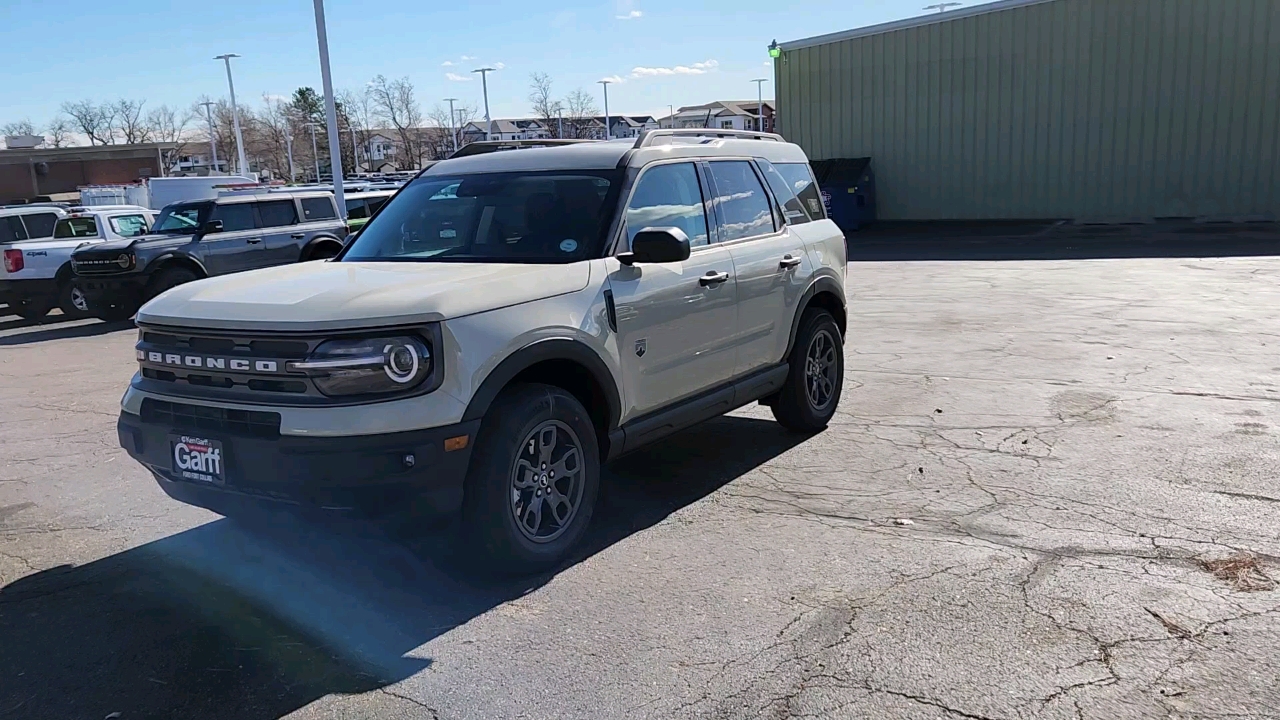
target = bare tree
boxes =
[46,119,74,148]
[1,120,37,137]
[368,74,425,170]
[112,99,150,144]
[338,87,377,172]
[256,96,297,181]
[61,100,114,145]
[528,72,563,138]
[563,88,599,139]
[146,105,194,174]
[425,101,479,158]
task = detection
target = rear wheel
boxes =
[305,241,342,261]
[772,309,844,432]
[462,384,600,574]
[12,299,51,322]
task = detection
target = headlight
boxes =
[117,253,133,268]
[287,335,432,397]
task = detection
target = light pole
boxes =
[598,79,612,140]
[443,97,459,152]
[472,67,495,141]
[557,107,563,138]
[924,2,962,11]
[312,0,345,217]
[668,104,675,129]
[768,40,782,136]
[285,132,296,183]
[751,79,768,132]
[213,54,249,177]
[305,123,321,182]
[348,126,360,172]
[198,100,219,173]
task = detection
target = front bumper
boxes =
[118,406,480,518]
[0,278,59,307]
[75,274,147,311]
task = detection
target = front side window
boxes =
[624,162,709,248]
[775,162,826,221]
[55,217,101,238]
[301,197,337,221]
[153,203,209,234]
[211,202,257,232]
[756,158,810,225]
[22,212,58,238]
[109,214,149,237]
[342,170,621,264]
[257,200,299,227]
[707,161,776,242]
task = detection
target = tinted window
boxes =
[345,199,369,220]
[258,200,299,227]
[776,163,826,221]
[55,217,100,238]
[342,171,621,264]
[756,158,810,225]
[109,214,149,237]
[22,212,58,238]
[0,216,28,243]
[367,197,389,213]
[211,202,257,232]
[154,203,208,234]
[300,197,336,221]
[625,162,709,248]
[707,161,776,242]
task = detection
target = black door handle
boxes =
[699,270,730,286]
[291,233,306,239]
[779,254,802,269]
[246,238,263,245]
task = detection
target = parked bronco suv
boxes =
[116,129,846,571]
[72,190,347,321]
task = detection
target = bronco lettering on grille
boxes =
[137,349,282,374]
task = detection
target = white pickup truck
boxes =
[1,205,156,320]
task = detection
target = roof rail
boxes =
[634,128,783,148]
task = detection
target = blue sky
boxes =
[2,0,999,127]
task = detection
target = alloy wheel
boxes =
[804,329,838,411]
[510,419,586,543]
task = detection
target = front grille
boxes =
[136,327,320,402]
[140,398,281,439]
[72,256,131,276]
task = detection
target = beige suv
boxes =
[116,129,847,572]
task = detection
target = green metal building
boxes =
[774,0,1280,221]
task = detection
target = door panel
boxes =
[608,246,739,419]
[201,203,263,275]
[255,200,304,265]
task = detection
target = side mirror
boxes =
[200,219,224,235]
[618,227,691,265]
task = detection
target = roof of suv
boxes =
[423,130,812,177]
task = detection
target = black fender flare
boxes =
[461,338,621,431]
[300,235,344,261]
[147,252,208,279]
[784,275,847,358]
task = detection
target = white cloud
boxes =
[262,93,288,103]
[442,60,454,66]
[616,10,642,19]
[461,55,476,61]
[599,75,625,84]
[445,72,472,82]
[763,61,772,66]
[630,59,718,78]
[493,62,506,70]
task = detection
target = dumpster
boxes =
[809,158,875,233]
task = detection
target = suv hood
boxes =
[136,260,593,331]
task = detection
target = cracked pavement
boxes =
[2,256,1279,719]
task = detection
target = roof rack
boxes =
[447,138,595,159]
[634,128,783,148]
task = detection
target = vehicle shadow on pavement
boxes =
[0,415,802,719]
[0,319,133,346]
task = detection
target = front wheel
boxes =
[58,280,90,319]
[772,309,844,432]
[145,266,199,301]
[462,383,600,574]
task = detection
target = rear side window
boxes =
[775,163,826,221]
[1,216,28,243]
[706,161,776,242]
[211,202,257,231]
[367,197,389,213]
[257,200,299,227]
[22,212,58,238]
[109,214,149,237]
[55,217,101,238]
[345,199,369,220]
[300,197,337,221]
[756,158,810,225]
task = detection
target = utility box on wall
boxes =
[810,157,876,233]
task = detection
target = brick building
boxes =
[0,143,176,203]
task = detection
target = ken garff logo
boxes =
[634,339,647,358]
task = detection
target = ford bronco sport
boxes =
[116,129,847,572]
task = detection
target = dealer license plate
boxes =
[170,435,226,484]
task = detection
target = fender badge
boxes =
[635,339,647,358]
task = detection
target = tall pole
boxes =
[557,108,563,138]
[472,67,495,141]
[668,104,675,128]
[198,101,219,173]
[312,0,345,217]
[306,123,320,182]
[285,133,295,182]
[348,127,359,172]
[598,79,612,140]
[751,79,768,132]
[444,97,459,152]
[214,54,249,177]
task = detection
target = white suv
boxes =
[116,130,847,571]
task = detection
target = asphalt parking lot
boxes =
[3,244,1280,719]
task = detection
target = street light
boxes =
[924,2,962,12]
[197,100,219,174]
[443,97,459,152]
[768,39,781,59]
[312,0,345,217]
[751,79,768,132]
[472,68,496,141]
[304,123,321,182]
[213,54,249,177]
[598,79,613,140]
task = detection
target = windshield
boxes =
[153,203,210,234]
[54,217,101,239]
[341,171,622,263]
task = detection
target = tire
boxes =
[462,383,600,574]
[145,266,199,301]
[92,304,137,322]
[57,279,90,319]
[304,241,342,261]
[13,299,51,322]
[772,309,844,432]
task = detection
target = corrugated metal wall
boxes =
[776,0,1280,220]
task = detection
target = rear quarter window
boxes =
[301,197,337,221]
[22,212,59,238]
[775,163,826,221]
